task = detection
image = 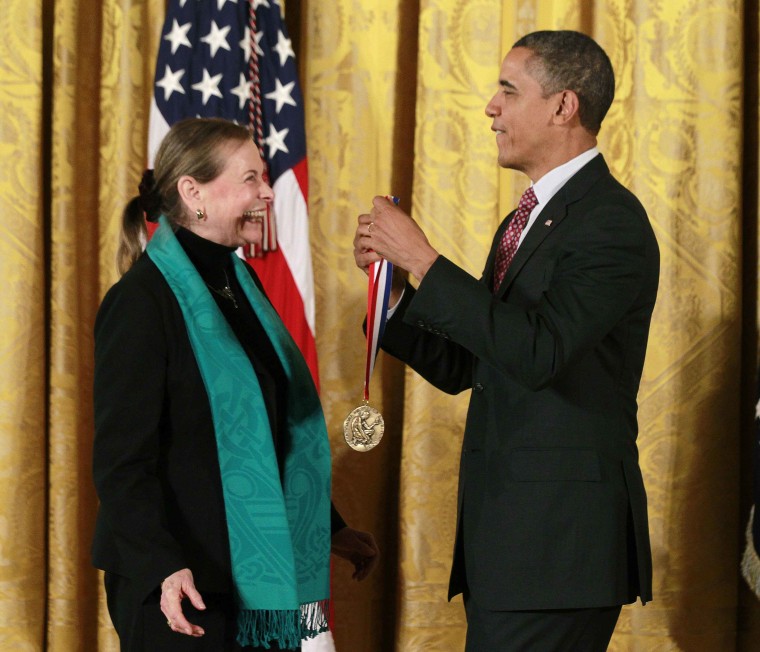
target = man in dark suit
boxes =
[353,30,659,651]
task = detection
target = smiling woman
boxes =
[92,118,378,651]
[175,137,273,249]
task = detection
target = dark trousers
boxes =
[104,572,300,652]
[464,592,621,652]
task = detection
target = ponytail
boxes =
[116,169,161,276]
[116,196,148,276]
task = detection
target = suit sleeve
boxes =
[380,282,474,394]
[402,202,657,391]
[92,277,186,586]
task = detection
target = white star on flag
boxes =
[252,0,270,8]
[156,65,186,100]
[264,123,289,158]
[201,20,232,58]
[240,28,264,60]
[254,29,264,55]
[265,78,296,113]
[231,73,252,110]
[239,27,250,60]
[272,30,294,66]
[164,19,192,54]
[191,69,223,104]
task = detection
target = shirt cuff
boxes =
[386,287,406,320]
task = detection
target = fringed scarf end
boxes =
[301,598,331,639]
[236,600,330,648]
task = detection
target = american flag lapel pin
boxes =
[544,219,553,226]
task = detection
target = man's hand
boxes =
[353,196,439,283]
[331,527,380,581]
[160,568,206,637]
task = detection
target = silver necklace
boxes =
[206,269,238,309]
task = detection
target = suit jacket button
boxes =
[417,320,425,328]
[473,383,484,392]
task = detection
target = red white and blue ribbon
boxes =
[363,196,398,402]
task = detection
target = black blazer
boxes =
[381,155,659,610]
[91,253,342,603]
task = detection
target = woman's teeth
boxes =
[243,209,265,221]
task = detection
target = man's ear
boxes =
[553,90,580,125]
[177,175,202,208]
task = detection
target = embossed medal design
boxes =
[343,402,384,452]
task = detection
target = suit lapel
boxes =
[499,198,568,291]
[494,155,611,296]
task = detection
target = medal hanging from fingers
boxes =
[344,196,398,451]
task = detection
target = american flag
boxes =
[147,0,320,390]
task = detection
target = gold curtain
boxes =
[1,0,759,649]
[0,1,47,649]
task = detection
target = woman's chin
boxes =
[241,225,263,247]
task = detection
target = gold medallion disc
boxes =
[343,403,384,452]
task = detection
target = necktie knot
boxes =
[493,186,538,290]
[517,186,538,214]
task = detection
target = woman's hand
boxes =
[331,527,380,581]
[160,568,206,637]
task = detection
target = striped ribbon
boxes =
[363,196,398,401]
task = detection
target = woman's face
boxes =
[183,139,274,248]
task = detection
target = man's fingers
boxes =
[371,195,394,210]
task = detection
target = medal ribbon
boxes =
[363,196,398,402]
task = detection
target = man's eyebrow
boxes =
[500,79,517,90]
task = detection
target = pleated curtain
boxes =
[1,0,758,649]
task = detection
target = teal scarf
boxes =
[147,217,331,648]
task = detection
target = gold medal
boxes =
[348,210,397,453]
[343,402,384,452]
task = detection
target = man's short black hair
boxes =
[513,30,615,134]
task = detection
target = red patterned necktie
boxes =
[493,186,538,289]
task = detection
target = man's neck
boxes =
[527,134,598,183]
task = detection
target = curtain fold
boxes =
[1,0,759,649]
[599,3,743,649]
[0,0,47,649]
[47,0,162,649]
[302,1,409,648]
[48,0,102,648]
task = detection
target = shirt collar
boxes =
[531,147,600,209]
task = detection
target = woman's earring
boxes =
[196,209,206,221]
